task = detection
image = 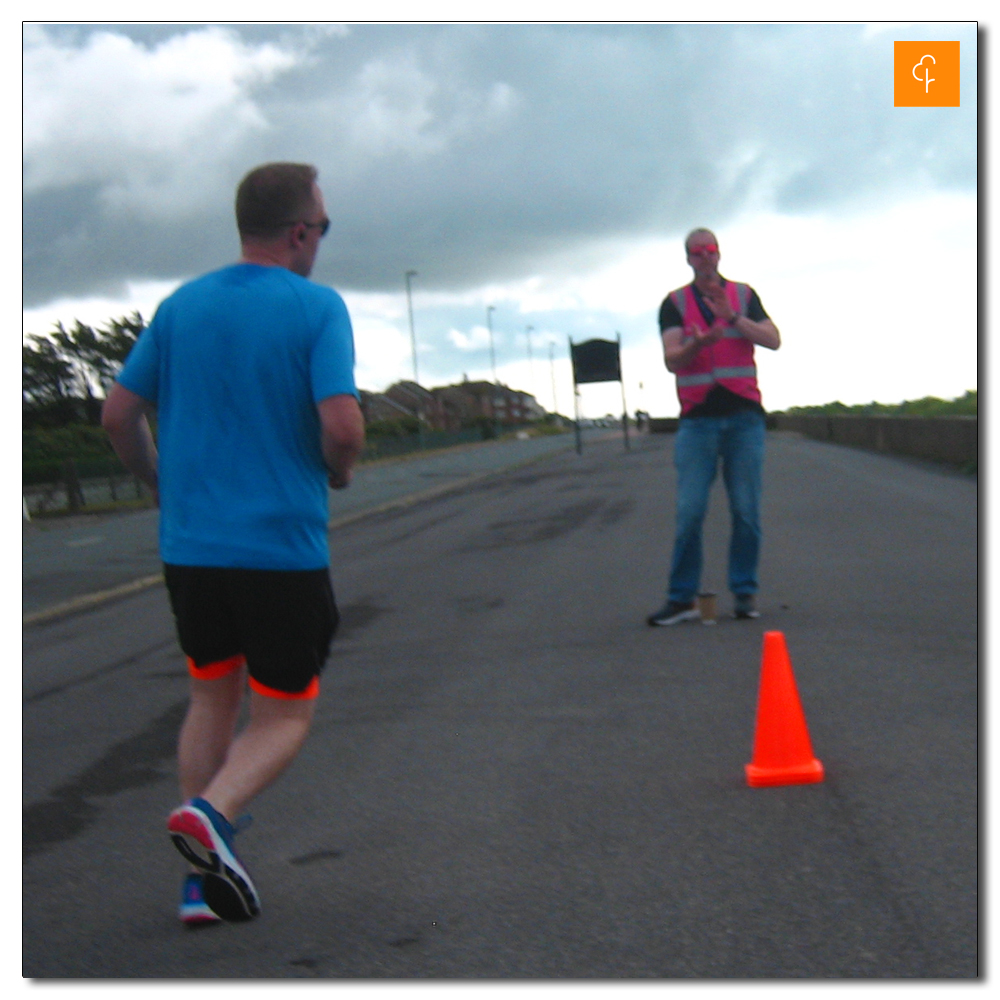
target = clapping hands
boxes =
[700,280,736,324]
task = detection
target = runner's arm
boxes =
[317,394,365,489]
[102,383,159,502]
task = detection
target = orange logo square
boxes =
[894,41,960,107]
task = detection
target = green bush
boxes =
[779,390,976,418]
[365,417,420,437]
[23,424,117,464]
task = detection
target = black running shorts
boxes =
[163,564,339,699]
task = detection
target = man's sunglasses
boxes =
[284,218,330,237]
[687,244,718,256]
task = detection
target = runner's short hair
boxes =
[236,163,319,239]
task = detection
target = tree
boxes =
[95,312,145,382]
[22,335,79,427]
[49,321,104,424]
[22,312,146,428]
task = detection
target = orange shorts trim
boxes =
[248,675,320,701]
[186,654,246,681]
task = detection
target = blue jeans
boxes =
[667,410,766,604]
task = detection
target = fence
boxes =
[23,426,504,517]
[23,457,150,517]
[361,426,488,460]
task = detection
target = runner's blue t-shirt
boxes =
[117,264,358,570]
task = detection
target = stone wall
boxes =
[774,415,977,466]
[648,414,977,467]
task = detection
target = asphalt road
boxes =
[22,430,580,621]
[22,430,978,978]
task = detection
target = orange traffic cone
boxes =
[745,631,824,787]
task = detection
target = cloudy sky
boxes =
[22,20,978,418]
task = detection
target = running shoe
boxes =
[167,797,260,922]
[179,872,221,928]
[646,600,700,627]
[733,594,761,620]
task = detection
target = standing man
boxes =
[647,228,780,626]
[103,163,365,925]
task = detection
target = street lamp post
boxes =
[549,340,560,422]
[405,270,424,449]
[405,270,418,384]
[617,331,630,451]
[486,305,499,438]
[525,325,535,402]
[486,305,497,384]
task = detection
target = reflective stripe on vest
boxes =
[670,280,761,414]
[676,373,715,387]
[677,366,756,387]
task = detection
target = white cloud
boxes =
[341,291,418,392]
[448,326,492,351]
[22,279,182,340]
[338,57,445,158]
[23,23,977,306]
[23,26,302,216]
[710,191,978,411]
[307,55,519,180]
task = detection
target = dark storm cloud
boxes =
[23,22,977,307]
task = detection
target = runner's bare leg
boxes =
[178,669,246,802]
[197,691,316,820]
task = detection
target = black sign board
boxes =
[570,338,621,384]
[568,334,630,454]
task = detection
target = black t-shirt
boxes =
[658,279,769,331]
[659,280,770,419]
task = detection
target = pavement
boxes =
[22,429,977,978]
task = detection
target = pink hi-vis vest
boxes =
[670,280,761,415]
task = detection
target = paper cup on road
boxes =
[697,592,717,625]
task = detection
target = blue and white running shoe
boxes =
[179,872,221,927]
[168,798,260,922]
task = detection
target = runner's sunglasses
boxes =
[283,218,330,237]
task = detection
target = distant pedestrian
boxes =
[647,228,780,626]
[103,162,365,924]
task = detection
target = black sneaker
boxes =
[733,595,760,620]
[647,600,700,626]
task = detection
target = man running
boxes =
[103,162,365,924]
